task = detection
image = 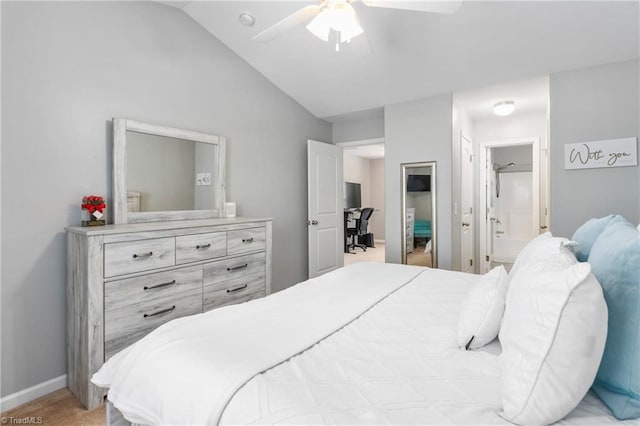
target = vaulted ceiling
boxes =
[168,1,638,120]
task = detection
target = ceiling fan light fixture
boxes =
[493,101,516,116]
[306,8,332,41]
[306,2,364,46]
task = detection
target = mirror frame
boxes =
[113,118,226,224]
[401,161,437,268]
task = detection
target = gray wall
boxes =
[194,142,217,210]
[332,114,384,143]
[1,1,330,398]
[384,94,453,268]
[550,59,639,236]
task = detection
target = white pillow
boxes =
[499,242,608,425]
[508,232,553,279]
[457,265,508,350]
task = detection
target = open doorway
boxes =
[338,139,385,266]
[480,139,540,272]
[453,76,550,274]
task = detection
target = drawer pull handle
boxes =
[227,284,248,293]
[133,251,153,259]
[242,237,254,243]
[144,280,176,291]
[196,243,211,250]
[143,305,176,318]
[227,263,248,272]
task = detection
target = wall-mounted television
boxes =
[407,174,431,192]
[345,182,361,209]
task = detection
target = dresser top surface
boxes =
[65,217,272,236]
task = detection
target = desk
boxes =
[343,209,358,253]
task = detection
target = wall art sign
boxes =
[564,137,637,170]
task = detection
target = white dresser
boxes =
[405,208,415,254]
[66,218,272,409]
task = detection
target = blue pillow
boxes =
[571,215,623,262]
[589,217,640,420]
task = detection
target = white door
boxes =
[461,135,474,273]
[308,140,343,278]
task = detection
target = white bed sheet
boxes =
[221,267,629,425]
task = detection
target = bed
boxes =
[93,221,639,426]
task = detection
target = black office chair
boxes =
[347,207,374,253]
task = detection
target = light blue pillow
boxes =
[571,215,623,262]
[589,217,640,420]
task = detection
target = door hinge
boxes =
[485,255,490,262]
[470,207,473,215]
[470,259,473,266]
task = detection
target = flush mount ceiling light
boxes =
[493,101,516,116]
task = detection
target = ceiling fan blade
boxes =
[252,5,324,43]
[361,0,462,14]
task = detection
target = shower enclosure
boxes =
[480,140,540,272]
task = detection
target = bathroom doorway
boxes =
[480,138,540,273]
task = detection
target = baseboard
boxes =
[0,374,67,413]
[374,239,385,244]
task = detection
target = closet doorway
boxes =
[338,138,385,267]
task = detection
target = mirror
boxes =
[401,161,437,268]
[113,118,226,224]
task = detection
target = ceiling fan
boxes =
[252,0,463,51]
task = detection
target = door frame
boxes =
[460,133,475,273]
[479,137,539,273]
[307,139,343,278]
[336,137,385,246]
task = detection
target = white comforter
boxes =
[94,263,628,425]
[92,262,425,425]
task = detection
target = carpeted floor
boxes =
[1,388,105,426]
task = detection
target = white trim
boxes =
[374,239,385,244]
[0,375,67,412]
[479,138,540,274]
[336,137,384,147]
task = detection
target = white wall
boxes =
[550,59,639,236]
[385,94,453,268]
[1,2,331,399]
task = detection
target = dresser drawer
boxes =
[176,232,226,265]
[104,266,202,359]
[227,227,266,255]
[104,237,175,278]
[203,252,265,287]
[203,274,265,312]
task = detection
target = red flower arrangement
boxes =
[81,195,106,226]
